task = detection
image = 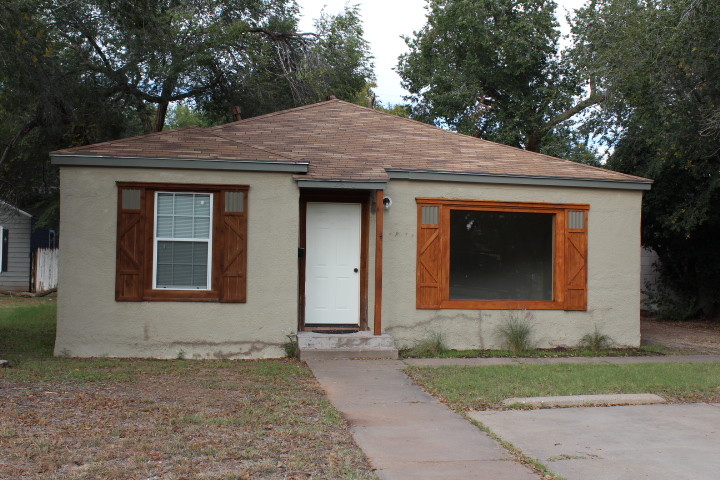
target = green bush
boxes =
[495,311,535,355]
[579,326,615,353]
[403,332,448,357]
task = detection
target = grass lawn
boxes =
[0,296,376,480]
[406,363,720,411]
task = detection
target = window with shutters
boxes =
[116,182,248,303]
[416,199,588,311]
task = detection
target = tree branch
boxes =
[546,79,607,130]
[0,112,41,167]
[247,28,318,42]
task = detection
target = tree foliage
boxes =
[398,0,602,158]
[0,0,374,222]
[572,0,720,318]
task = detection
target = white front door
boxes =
[305,202,361,325]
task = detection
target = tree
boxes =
[572,0,720,318]
[398,0,603,158]
[0,0,375,224]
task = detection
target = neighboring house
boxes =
[51,100,652,359]
[0,202,32,292]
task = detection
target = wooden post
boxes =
[374,190,384,335]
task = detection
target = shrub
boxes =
[495,311,535,355]
[578,326,614,353]
[283,334,299,358]
[403,332,448,357]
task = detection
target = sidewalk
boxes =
[403,353,720,367]
[308,354,720,480]
[307,359,539,480]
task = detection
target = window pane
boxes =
[156,264,173,286]
[157,241,173,263]
[157,193,173,215]
[193,216,210,238]
[192,266,208,288]
[173,264,193,286]
[172,242,193,264]
[449,210,553,301]
[194,195,211,216]
[173,216,193,238]
[192,242,208,264]
[156,216,173,238]
[174,194,194,216]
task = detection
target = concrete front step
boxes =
[297,331,398,360]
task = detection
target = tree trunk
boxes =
[154,101,169,132]
[525,132,542,152]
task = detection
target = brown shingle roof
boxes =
[54,100,649,185]
[53,126,294,163]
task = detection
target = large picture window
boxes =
[417,199,588,310]
[116,182,248,303]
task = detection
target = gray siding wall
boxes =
[0,211,31,291]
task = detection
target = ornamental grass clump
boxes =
[404,331,448,357]
[579,326,615,353]
[495,311,535,355]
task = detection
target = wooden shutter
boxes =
[116,187,145,301]
[564,210,588,310]
[1,227,8,272]
[219,190,247,302]
[417,205,442,308]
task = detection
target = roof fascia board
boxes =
[51,154,309,173]
[0,201,32,218]
[296,179,387,190]
[386,169,652,191]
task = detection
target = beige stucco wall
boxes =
[56,165,643,358]
[55,166,300,359]
[381,179,643,350]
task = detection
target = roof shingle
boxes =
[53,100,649,185]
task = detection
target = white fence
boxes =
[33,248,58,292]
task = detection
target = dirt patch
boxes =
[0,360,376,480]
[642,317,720,354]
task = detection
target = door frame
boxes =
[299,190,370,331]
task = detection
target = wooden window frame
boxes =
[416,198,589,311]
[116,182,248,303]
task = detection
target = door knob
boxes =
[354,268,359,273]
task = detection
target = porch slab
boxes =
[298,331,398,360]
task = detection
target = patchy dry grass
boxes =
[0,299,376,480]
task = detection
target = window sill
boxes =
[141,289,221,302]
[434,299,567,310]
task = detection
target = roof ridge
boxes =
[203,128,302,163]
[52,126,203,154]
[210,100,339,131]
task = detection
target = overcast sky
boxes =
[297,0,589,105]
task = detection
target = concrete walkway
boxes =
[403,353,720,367]
[307,359,539,480]
[308,355,720,479]
[471,403,720,480]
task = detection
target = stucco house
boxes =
[51,99,651,359]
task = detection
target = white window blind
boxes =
[154,192,212,289]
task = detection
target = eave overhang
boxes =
[51,154,309,173]
[386,169,652,191]
[296,178,388,190]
